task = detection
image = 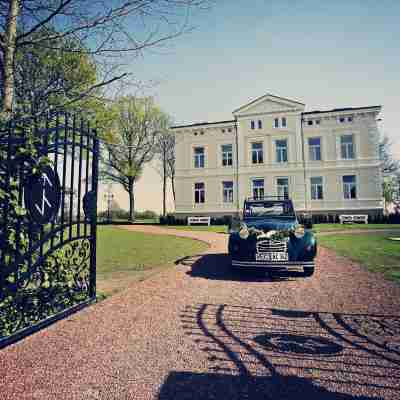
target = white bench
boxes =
[339,214,368,224]
[187,216,211,226]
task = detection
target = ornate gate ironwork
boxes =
[0,112,99,348]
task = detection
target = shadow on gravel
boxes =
[178,253,306,282]
[158,304,400,399]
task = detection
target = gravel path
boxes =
[1,225,400,399]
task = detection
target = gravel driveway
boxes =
[1,225,400,400]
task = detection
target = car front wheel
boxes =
[303,267,314,277]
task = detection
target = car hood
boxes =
[243,218,297,232]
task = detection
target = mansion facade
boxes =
[171,93,383,218]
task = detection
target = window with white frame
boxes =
[343,175,357,199]
[194,182,205,203]
[252,179,264,200]
[341,135,355,159]
[251,120,255,130]
[308,137,321,161]
[310,177,323,200]
[276,177,289,199]
[274,118,279,128]
[194,146,205,168]
[258,120,262,129]
[222,181,234,203]
[281,117,287,128]
[276,139,288,162]
[251,142,263,164]
[221,144,233,166]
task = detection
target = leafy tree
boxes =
[100,96,168,221]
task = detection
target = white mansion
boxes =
[171,93,383,218]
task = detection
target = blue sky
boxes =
[110,0,400,212]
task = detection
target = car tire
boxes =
[303,267,314,277]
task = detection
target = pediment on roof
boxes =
[233,93,305,117]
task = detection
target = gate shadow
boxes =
[177,253,306,282]
[158,304,400,399]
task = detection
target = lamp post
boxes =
[104,191,114,223]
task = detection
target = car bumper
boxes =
[231,259,315,269]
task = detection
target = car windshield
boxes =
[244,201,294,218]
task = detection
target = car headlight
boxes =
[294,225,305,239]
[239,224,249,239]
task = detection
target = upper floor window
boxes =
[307,120,313,126]
[252,179,264,200]
[308,137,321,161]
[276,177,289,199]
[339,116,345,123]
[258,120,262,129]
[194,182,205,203]
[343,175,357,199]
[251,120,255,130]
[251,142,263,164]
[274,118,279,128]
[310,177,323,200]
[276,139,288,163]
[316,119,320,125]
[222,181,234,203]
[340,135,355,159]
[221,144,233,167]
[282,117,287,128]
[194,146,205,168]
[347,116,353,122]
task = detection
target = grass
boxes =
[96,226,207,296]
[164,225,229,233]
[313,223,400,233]
[318,232,400,284]
[162,223,400,234]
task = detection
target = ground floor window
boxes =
[276,177,289,199]
[194,182,205,203]
[222,181,234,203]
[343,175,357,199]
[252,178,264,200]
[310,177,323,200]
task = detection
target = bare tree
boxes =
[380,134,400,175]
[0,0,210,116]
[155,127,174,216]
[100,96,167,221]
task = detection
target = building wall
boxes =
[173,98,383,218]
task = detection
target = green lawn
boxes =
[318,232,400,283]
[96,226,207,296]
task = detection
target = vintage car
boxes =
[228,197,317,276]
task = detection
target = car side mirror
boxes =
[303,220,313,230]
[230,217,241,232]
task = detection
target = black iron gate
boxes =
[0,112,98,348]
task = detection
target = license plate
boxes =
[256,252,288,261]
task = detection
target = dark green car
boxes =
[228,197,317,277]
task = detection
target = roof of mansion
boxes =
[171,119,235,129]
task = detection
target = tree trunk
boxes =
[162,148,167,216]
[2,0,20,115]
[128,182,135,222]
[171,174,176,203]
